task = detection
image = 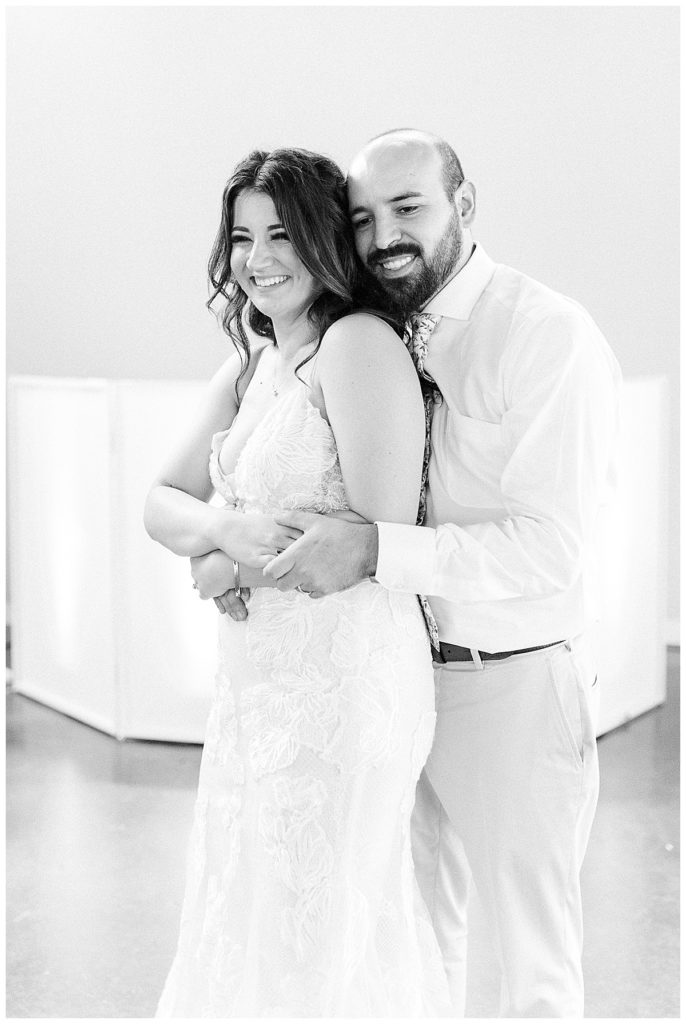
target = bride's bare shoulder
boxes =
[314,314,417,405]
[318,312,407,367]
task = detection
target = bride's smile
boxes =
[230,191,321,332]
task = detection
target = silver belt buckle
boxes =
[435,643,486,670]
[469,647,485,670]
[445,647,485,671]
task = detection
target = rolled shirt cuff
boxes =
[374,521,437,594]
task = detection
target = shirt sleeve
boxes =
[374,522,437,592]
[374,310,621,603]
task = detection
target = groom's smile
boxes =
[369,246,421,278]
[377,253,415,273]
[347,132,474,311]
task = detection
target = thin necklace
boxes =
[272,361,302,397]
[271,339,316,396]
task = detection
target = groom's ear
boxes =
[455,181,476,227]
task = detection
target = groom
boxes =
[261,129,622,1017]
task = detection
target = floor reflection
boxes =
[6,648,680,1018]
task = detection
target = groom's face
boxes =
[347,140,464,313]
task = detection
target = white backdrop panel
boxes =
[112,381,218,741]
[592,377,668,735]
[8,378,117,733]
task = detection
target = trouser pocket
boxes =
[547,653,586,770]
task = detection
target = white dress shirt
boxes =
[375,244,622,651]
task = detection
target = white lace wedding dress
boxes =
[156,372,451,1017]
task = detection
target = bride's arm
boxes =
[144,347,300,563]
[188,492,369,605]
[316,312,425,525]
[144,352,241,555]
[261,313,424,592]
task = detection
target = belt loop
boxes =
[470,647,484,670]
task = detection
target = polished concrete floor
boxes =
[6,649,680,1018]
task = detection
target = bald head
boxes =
[351,129,465,202]
[346,128,476,313]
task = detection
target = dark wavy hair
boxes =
[208,147,381,393]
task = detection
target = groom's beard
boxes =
[361,209,463,318]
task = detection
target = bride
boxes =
[144,147,450,1017]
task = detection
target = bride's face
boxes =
[230,190,321,324]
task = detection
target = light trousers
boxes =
[411,636,599,1018]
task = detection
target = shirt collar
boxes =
[421,243,496,320]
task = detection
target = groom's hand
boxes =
[263,511,379,596]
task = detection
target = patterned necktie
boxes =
[404,313,442,656]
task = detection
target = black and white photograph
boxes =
[6,3,679,1018]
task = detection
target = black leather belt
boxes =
[435,640,562,664]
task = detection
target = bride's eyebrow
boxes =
[231,223,285,233]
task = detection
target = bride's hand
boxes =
[190,551,237,600]
[214,511,304,568]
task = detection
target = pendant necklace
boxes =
[271,349,286,397]
[271,344,293,397]
[272,369,300,396]
[271,339,315,397]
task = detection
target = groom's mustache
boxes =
[366,244,422,269]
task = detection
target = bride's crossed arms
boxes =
[143,311,425,609]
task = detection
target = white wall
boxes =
[6,5,679,623]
